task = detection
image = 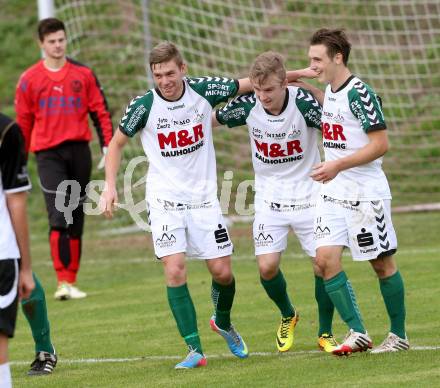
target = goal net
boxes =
[52,0,440,226]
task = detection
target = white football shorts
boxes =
[314,195,398,261]
[253,198,316,258]
[148,198,233,260]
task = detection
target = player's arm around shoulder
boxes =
[214,92,255,129]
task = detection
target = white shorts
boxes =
[148,198,233,260]
[253,198,316,257]
[314,195,398,261]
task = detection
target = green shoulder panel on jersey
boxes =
[186,76,239,107]
[295,87,322,130]
[348,81,386,133]
[119,91,154,137]
[216,93,256,128]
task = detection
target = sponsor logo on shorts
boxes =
[214,224,232,250]
[155,233,177,249]
[314,217,331,239]
[158,199,211,211]
[160,200,185,211]
[214,224,229,243]
[254,233,273,248]
[323,196,360,211]
[357,228,374,247]
[254,224,273,248]
[357,228,378,254]
[268,201,313,213]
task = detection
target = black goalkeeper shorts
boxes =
[36,141,92,236]
[0,259,19,338]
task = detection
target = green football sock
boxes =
[20,273,54,354]
[324,271,366,334]
[167,284,202,353]
[315,275,335,336]
[260,270,295,318]
[211,278,235,330]
[379,271,406,339]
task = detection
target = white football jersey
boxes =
[119,77,238,204]
[321,75,391,200]
[0,117,32,261]
[217,86,322,204]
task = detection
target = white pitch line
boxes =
[10,346,439,366]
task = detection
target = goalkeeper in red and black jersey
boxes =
[15,17,114,300]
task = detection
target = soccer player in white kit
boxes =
[0,113,35,386]
[309,29,409,355]
[101,41,260,369]
[214,52,339,353]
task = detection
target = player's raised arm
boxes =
[101,129,129,218]
[290,79,324,106]
[286,67,319,82]
[286,67,324,105]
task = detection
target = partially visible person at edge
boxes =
[0,113,57,378]
[0,112,35,387]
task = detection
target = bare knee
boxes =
[257,253,281,280]
[163,256,186,286]
[311,258,324,278]
[370,255,397,278]
[259,262,278,280]
[315,247,344,280]
[207,257,233,285]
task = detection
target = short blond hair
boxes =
[149,41,184,69]
[249,51,286,85]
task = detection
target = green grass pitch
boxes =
[9,211,440,387]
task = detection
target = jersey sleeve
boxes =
[86,69,114,147]
[119,91,154,137]
[348,81,386,132]
[215,93,256,128]
[187,76,239,107]
[14,73,35,152]
[295,87,322,130]
[0,121,31,193]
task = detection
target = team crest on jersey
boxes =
[287,124,301,139]
[334,110,344,123]
[71,80,82,93]
[192,108,205,124]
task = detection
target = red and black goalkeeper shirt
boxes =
[15,58,113,152]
